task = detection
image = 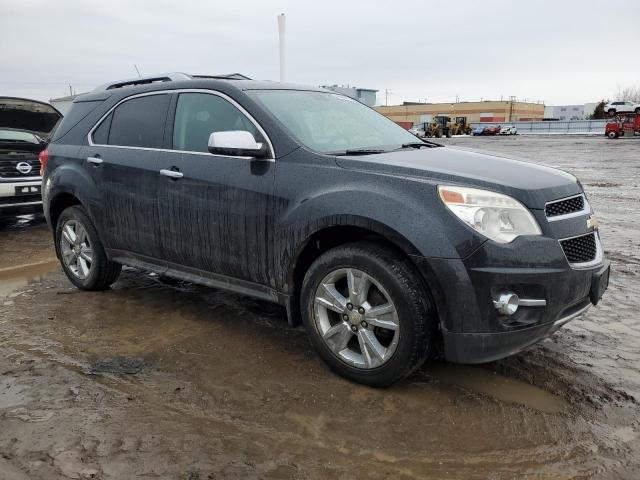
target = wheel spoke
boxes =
[62,249,75,265]
[80,247,93,263]
[323,322,353,353]
[62,225,76,244]
[357,329,386,368]
[347,269,370,305]
[78,257,90,277]
[315,283,347,314]
[75,223,86,245]
[365,303,398,331]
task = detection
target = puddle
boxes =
[0,377,29,409]
[89,356,145,375]
[426,364,568,413]
[0,259,59,300]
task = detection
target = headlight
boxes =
[438,185,542,244]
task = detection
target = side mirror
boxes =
[207,131,269,159]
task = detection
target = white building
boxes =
[544,104,596,121]
[320,85,378,107]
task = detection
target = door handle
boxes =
[160,169,183,179]
[87,156,103,165]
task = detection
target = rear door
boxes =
[81,93,171,260]
[156,91,276,285]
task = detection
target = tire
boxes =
[635,107,640,114]
[607,131,617,139]
[55,205,121,290]
[300,242,436,387]
[608,109,616,116]
[446,129,452,138]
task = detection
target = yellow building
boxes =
[375,100,545,125]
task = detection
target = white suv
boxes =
[0,97,61,218]
[605,101,640,116]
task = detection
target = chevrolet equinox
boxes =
[42,73,610,386]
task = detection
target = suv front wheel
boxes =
[301,242,436,386]
[55,206,121,290]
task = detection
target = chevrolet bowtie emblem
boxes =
[587,214,599,230]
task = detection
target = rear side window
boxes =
[91,112,112,145]
[172,93,257,153]
[51,100,103,142]
[108,94,170,148]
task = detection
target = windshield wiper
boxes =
[334,148,388,156]
[399,141,443,149]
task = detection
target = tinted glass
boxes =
[51,100,102,142]
[108,94,170,148]
[247,90,418,154]
[92,112,112,144]
[172,93,257,153]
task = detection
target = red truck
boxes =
[606,114,640,139]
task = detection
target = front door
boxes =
[157,91,276,286]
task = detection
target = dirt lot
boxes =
[0,135,639,479]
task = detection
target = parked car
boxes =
[0,97,61,219]
[42,73,610,386]
[499,125,517,135]
[409,125,425,137]
[604,101,640,116]
[472,126,485,136]
[483,125,501,135]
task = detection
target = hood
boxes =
[335,146,581,209]
[0,97,62,140]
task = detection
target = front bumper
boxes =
[413,234,609,364]
[0,180,43,216]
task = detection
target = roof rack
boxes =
[93,72,252,92]
[191,73,251,80]
[93,73,191,91]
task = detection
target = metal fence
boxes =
[469,120,607,135]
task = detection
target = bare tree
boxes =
[614,85,640,102]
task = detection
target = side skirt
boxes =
[107,249,297,325]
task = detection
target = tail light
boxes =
[39,148,49,176]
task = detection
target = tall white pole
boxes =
[278,13,286,82]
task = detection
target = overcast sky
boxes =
[2,0,638,106]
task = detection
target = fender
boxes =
[43,147,106,242]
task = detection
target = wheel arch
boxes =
[284,216,442,330]
[49,191,83,232]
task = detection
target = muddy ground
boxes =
[0,135,639,479]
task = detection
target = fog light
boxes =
[494,292,519,316]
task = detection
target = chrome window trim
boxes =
[86,89,276,162]
[545,193,590,222]
[558,231,603,270]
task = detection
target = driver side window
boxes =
[172,93,258,153]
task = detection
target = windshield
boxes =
[0,129,39,143]
[247,90,419,154]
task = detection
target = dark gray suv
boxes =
[42,73,610,386]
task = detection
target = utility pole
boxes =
[277,14,286,82]
[385,88,392,106]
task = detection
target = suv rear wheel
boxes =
[55,206,121,290]
[301,242,436,386]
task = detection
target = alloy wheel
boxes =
[313,268,400,369]
[60,219,93,279]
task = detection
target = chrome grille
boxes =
[0,154,40,179]
[560,232,597,264]
[545,194,585,218]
